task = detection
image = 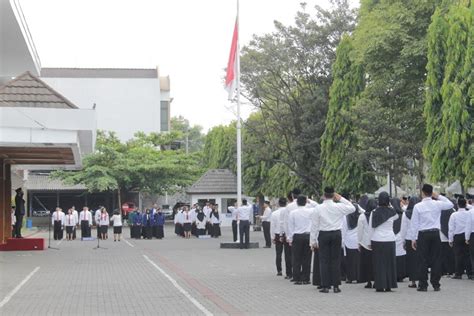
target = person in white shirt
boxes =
[409,184,454,291]
[94,208,102,239]
[189,205,198,237]
[150,204,159,238]
[258,201,273,248]
[71,206,78,240]
[209,205,221,238]
[341,194,363,284]
[310,187,355,293]
[439,201,455,276]
[228,203,239,242]
[203,202,213,235]
[465,201,474,277]
[448,198,472,279]
[110,211,123,242]
[358,198,377,289]
[279,192,294,280]
[368,192,399,292]
[238,199,253,249]
[99,207,109,240]
[64,208,77,241]
[182,207,192,239]
[271,198,287,276]
[174,208,184,237]
[52,207,65,240]
[287,195,314,285]
[195,209,207,236]
[399,196,421,288]
[80,206,93,239]
[391,198,407,282]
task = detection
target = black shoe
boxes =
[364,282,372,289]
[385,288,392,292]
[302,281,310,285]
[375,289,384,292]
[333,287,341,293]
[417,287,427,292]
[433,287,440,292]
[408,283,417,288]
[319,288,329,293]
[277,272,282,276]
[316,285,323,289]
[294,281,303,285]
[290,279,295,282]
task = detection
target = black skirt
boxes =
[358,246,373,283]
[143,226,153,239]
[157,226,164,239]
[345,247,360,282]
[211,223,221,237]
[372,241,397,290]
[440,241,455,275]
[405,239,419,281]
[183,223,192,232]
[66,226,73,234]
[113,226,122,234]
[396,255,406,281]
[100,225,108,234]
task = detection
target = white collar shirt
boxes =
[287,206,314,242]
[368,212,399,242]
[271,208,282,236]
[448,209,470,242]
[409,195,454,240]
[261,207,272,222]
[357,212,371,249]
[237,205,252,221]
[465,209,474,240]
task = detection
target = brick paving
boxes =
[1,224,473,315]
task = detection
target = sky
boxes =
[20,0,358,131]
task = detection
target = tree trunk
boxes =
[117,187,122,215]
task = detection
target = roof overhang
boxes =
[0,0,41,82]
[0,107,96,169]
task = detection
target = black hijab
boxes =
[405,196,420,220]
[364,198,378,222]
[391,198,403,234]
[358,195,369,210]
[197,211,205,221]
[372,192,397,228]
[346,204,360,230]
[211,209,219,220]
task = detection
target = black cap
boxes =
[324,187,335,194]
[15,187,22,192]
[297,195,307,206]
[422,184,433,195]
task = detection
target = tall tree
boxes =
[320,34,377,193]
[170,115,205,153]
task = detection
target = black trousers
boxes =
[81,220,91,238]
[417,230,442,288]
[232,220,238,242]
[292,234,311,282]
[312,248,321,286]
[53,221,63,240]
[469,233,474,275]
[405,239,419,281]
[345,247,360,282]
[274,234,283,273]
[453,234,472,277]
[358,246,373,283]
[440,241,455,275]
[318,230,342,287]
[239,220,250,249]
[262,221,271,247]
[283,237,292,277]
[15,215,23,237]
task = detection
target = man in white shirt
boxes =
[71,206,78,240]
[203,202,213,234]
[288,196,314,285]
[271,198,286,276]
[258,201,272,248]
[238,199,252,249]
[448,198,472,279]
[466,201,474,278]
[409,184,454,291]
[94,207,102,238]
[228,203,239,242]
[80,206,92,239]
[52,207,65,240]
[310,187,355,293]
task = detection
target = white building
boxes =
[41,67,171,141]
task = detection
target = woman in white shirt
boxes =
[358,198,377,289]
[110,211,123,242]
[368,192,399,292]
[391,198,407,282]
[400,196,421,288]
[195,210,207,236]
[342,201,362,284]
[65,208,77,241]
[209,205,221,238]
[99,207,109,240]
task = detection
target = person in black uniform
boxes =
[14,188,25,238]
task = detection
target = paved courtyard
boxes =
[0,224,473,315]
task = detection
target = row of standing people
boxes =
[268,184,474,294]
[174,203,221,239]
[128,205,166,240]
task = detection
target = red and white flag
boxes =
[225,19,238,100]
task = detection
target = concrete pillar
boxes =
[0,160,12,243]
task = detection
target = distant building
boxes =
[41,67,171,141]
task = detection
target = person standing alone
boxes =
[238,199,252,249]
[14,188,25,238]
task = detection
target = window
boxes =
[160,101,170,131]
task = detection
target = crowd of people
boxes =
[173,202,222,238]
[254,184,474,294]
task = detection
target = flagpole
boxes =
[236,0,242,207]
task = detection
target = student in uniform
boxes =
[174,208,184,237]
[358,198,377,288]
[280,192,292,280]
[287,195,313,285]
[391,198,407,282]
[150,204,159,238]
[259,201,272,248]
[368,192,398,292]
[190,205,198,237]
[440,201,456,276]
[311,188,355,293]
[94,207,102,238]
[465,201,474,278]
[400,196,421,288]
[52,207,65,240]
[203,202,213,235]
[210,205,221,238]
[65,208,77,241]
[342,196,362,284]
[228,203,239,242]
[448,197,472,279]
[409,184,454,291]
[99,207,109,240]
[110,210,123,242]
[80,206,92,239]
[238,199,253,249]
[196,209,207,236]
[182,207,192,239]
[131,208,142,239]
[271,198,286,276]
[71,206,78,240]
[154,209,165,239]
[142,209,153,240]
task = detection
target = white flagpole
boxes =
[236,0,242,207]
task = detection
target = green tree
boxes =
[202,124,236,171]
[320,34,377,193]
[170,115,205,153]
